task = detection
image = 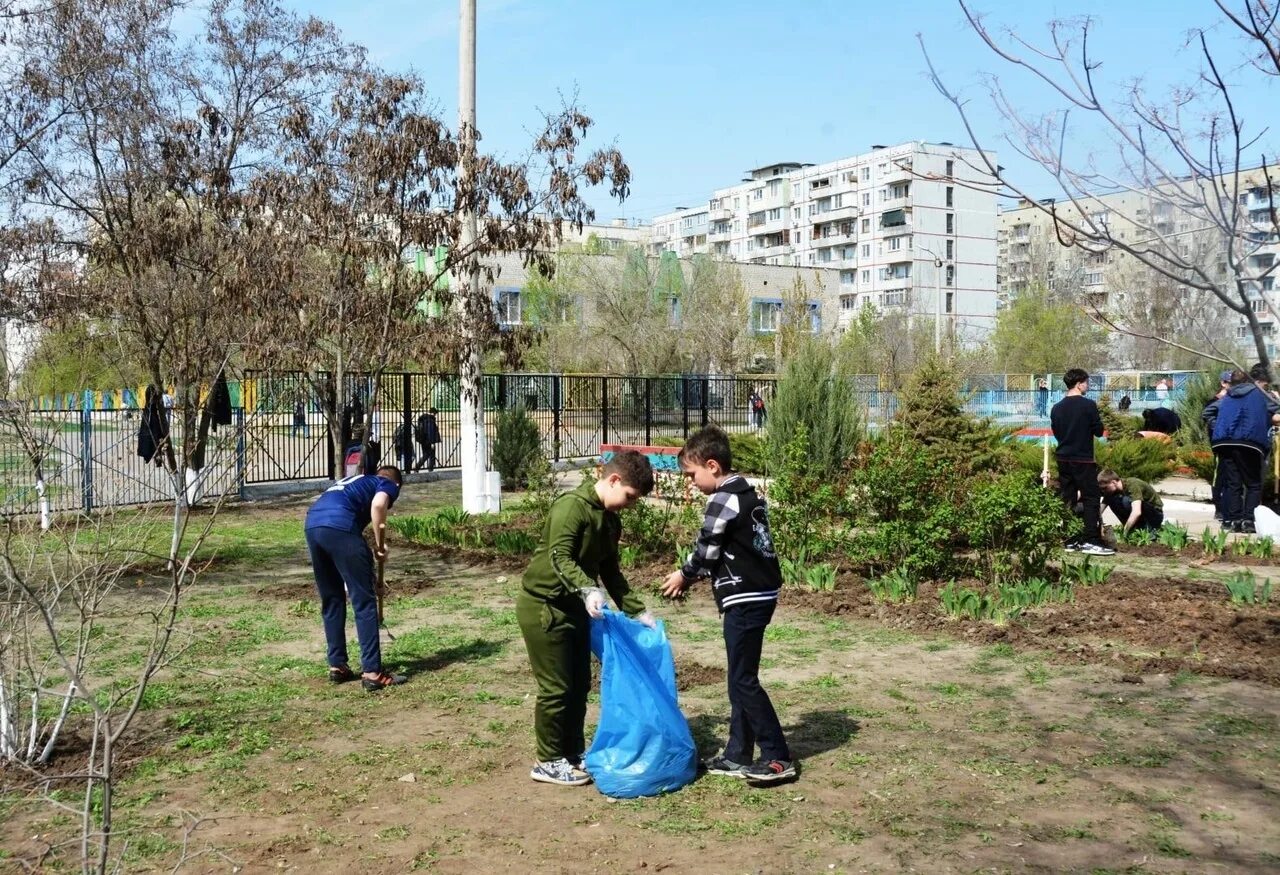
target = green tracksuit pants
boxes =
[516,590,591,763]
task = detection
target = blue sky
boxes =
[279,0,1279,221]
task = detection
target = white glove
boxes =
[635,610,657,629]
[583,588,606,618]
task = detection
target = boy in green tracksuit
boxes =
[517,450,656,786]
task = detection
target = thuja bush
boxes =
[492,403,542,490]
[768,337,865,481]
[1096,395,1144,441]
[892,355,1015,478]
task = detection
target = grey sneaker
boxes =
[741,759,798,782]
[703,755,748,776]
[1063,542,1081,553]
[530,758,592,786]
[1078,542,1115,556]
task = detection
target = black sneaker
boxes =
[741,759,797,782]
[702,755,747,776]
[1240,521,1257,534]
[361,671,407,691]
[1063,542,1081,553]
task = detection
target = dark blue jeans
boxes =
[1104,494,1164,531]
[305,525,381,673]
[722,601,790,764]
[1216,445,1264,525]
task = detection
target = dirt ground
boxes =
[3,494,1280,873]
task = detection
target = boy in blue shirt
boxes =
[304,466,406,691]
[661,427,795,783]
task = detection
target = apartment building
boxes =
[647,141,1000,343]
[997,166,1280,360]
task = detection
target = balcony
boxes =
[707,207,732,222]
[748,216,787,235]
[812,202,859,221]
[752,243,794,260]
[881,220,913,238]
[708,226,732,242]
[882,288,911,308]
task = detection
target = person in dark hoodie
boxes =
[662,426,795,783]
[1050,368,1113,555]
[1203,368,1280,533]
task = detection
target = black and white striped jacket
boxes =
[680,474,782,612]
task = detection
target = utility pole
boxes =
[920,246,945,355]
[457,0,490,512]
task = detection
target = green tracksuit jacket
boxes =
[517,480,645,762]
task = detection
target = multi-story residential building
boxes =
[996,166,1280,362]
[647,141,1000,344]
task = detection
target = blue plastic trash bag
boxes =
[584,610,697,798]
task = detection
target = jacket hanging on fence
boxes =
[209,370,233,430]
[137,385,170,464]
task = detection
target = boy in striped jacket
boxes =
[661,426,795,783]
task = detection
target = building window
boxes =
[861,166,871,181]
[750,298,783,333]
[945,239,954,260]
[861,217,870,233]
[945,265,954,287]
[861,243,871,257]
[669,296,682,326]
[862,193,871,207]
[840,293,857,310]
[494,287,521,326]
[888,237,902,251]
[946,213,955,234]
[1264,277,1276,292]
[753,188,763,201]
[1084,271,1103,286]
[861,269,871,283]
[945,159,955,177]
[840,269,856,285]
[945,186,954,207]
[946,291,954,313]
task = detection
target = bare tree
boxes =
[920,1,1280,369]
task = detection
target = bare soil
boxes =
[786,570,1280,685]
[4,526,1280,873]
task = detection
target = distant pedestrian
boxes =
[1035,378,1049,417]
[292,400,309,438]
[414,407,441,472]
[1155,378,1169,403]
[749,387,767,430]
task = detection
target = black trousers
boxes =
[722,601,790,764]
[1058,459,1102,544]
[1103,494,1164,531]
[1216,445,1264,525]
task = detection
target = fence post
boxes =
[644,377,652,447]
[700,376,710,428]
[235,408,247,500]
[681,376,690,438]
[80,408,93,513]
[498,373,508,411]
[552,375,562,463]
[402,372,412,471]
[600,376,609,446]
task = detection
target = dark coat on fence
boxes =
[137,385,170,464]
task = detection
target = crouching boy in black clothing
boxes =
[661,426,795,783]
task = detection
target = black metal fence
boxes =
[0,409,244,516]
[2,373,1188,513]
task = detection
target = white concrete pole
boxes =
[457,0,490,513]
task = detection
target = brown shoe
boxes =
[361,671,407,691]
[328,665,357,684]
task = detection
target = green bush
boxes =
[1097,395,1143,441]
[492,403,542,490]
[849,435,965,580]
[768,338,865,481]
[891,356,1016,478]
[1173,371,1220,449]
[963,474,1077,585]
[766,425,841,561]
[1094,438,1176,484]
